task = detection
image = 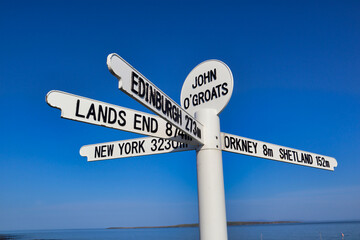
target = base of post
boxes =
[195,109,228,240]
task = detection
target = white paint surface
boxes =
[46,90,196,145]
[195,109,228,240]
[181,60,233,116]
[221,132,338,171]
[107,53,204,144]
[80,136,196,161]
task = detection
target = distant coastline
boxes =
[107,221,300,229]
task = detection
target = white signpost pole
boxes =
[180,60,234,240]
[195,109,227,240]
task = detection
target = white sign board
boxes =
[107,53,204,144]
[181,60,233,116]
[46,90,196,145]
[80,137,196,161]
[221,133,338,171]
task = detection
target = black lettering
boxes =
[199,92,205,104]
[192,94,198,106]
[151,118,158,133]
[162,98,168,114]
[198,74,204,86]
[151,138,157,151]
[205,89,211,101]
[125,143,131,154]
[107,144,114,157]
[242,139,248,152]
[172,140,179,149]
[287,150,293,161]
[235,138,241,151]
[280,149,295,161]
[185,115,190,131]
[301,153,313,164]
[293,151,298,162]
[248,141,253,153]
[253,142,258,154]
[211,87,218,100]
[178,110,182,125]
[222,83,228,95]
[279,148,284,159]
[309,154,313,164]
[75,99,85,118]
[101,145,106,157]
[134,114,141,130]
[325,160,330,168]
[149,86,156,106]
[171,107,177,124]
[118,143,124,155]
[139,140,145,153]
[165,122,173,136]
[294,151,299,162]
[316,156,322,166]
[158,138,164,151]
[192,121,197,135]
[224,136,229,148]
[210,69,217,81]
[143,116,150,132]
[86,104,96,120]
[138,77,145,98]
[156,92,162,110]
[316,156,329,168]
[203,71,210,84]
[184,98,190,109]
[145,83,149,102]
[230,137,236,150]
[131,72,139,95]
[165,99,172,119]
[117,110,126,126]
[95,146,101,158]
[108,107,117,124]
[192,77,198,89]
[132,141,138,154]
[98,105,107,123]
[165,140,171,150]
[216,84,221,96]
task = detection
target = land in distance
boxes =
[107,221,300,229]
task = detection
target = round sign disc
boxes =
[180,60,233,116]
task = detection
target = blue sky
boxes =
[1,0,359,231]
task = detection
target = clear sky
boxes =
[1,0,359,231]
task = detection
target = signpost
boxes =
[46,53,338,240]
[180,60,235,240]
[180,60,233,116]
[221,133,337,171]
[46,90,195,145]
[107,53,204,144]
[80,136,196,161]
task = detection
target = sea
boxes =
[1,221,359,240]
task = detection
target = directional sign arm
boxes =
[80,137,196,161]
[46,90,196,145]
[107,53,204,145]
[221,132,338,171]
